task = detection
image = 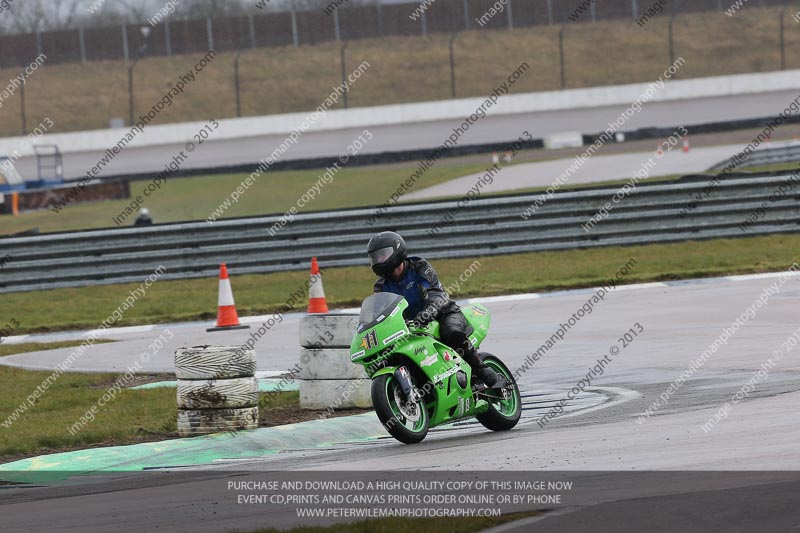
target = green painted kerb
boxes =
[0,412,383,485]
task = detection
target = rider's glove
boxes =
[410,312,432,328]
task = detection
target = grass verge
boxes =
[1,234,799,334]
[0,368,176,460]
[0,340,114,357]
[0,370,363,462]
[1,162,488,235]
[0,341,365,462]
[6,139,797,236]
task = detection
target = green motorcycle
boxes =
[350,293,521,444]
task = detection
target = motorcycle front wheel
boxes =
[371,374,429,444]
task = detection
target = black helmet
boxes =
[367,231,407,277]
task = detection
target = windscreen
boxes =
[359,292,403,327]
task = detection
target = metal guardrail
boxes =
[1,172,800,294]
[709,143,800,172]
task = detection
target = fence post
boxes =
[291,4,299,47]
[377,0,384,35]
[463,0,470,30]
[165,21,173,57]
[248,14,256,48]
[206,17,215,51]
[122,24,129,62]
[559,26,566,89]
[20,82,26,135]
[591,1,597,23]
[333,8,341,41]
[78,27,87,63]
[668,15,675,68]
[234,50,243,117]
[632,0,638,20]
[547,0,554,25]
[507,0,514,29]
[128,61,136,126]
[422,9,428,36]
[35,31,43,58]
[340,42,349,109]
[449,33,457,98]
[780,6,787,70]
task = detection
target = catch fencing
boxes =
[0,0,790,68]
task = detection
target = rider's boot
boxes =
[461,348,500,387]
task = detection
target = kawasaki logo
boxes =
[433,364,460,384]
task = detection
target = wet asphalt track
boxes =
[2,273,800,531]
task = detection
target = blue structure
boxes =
[0,156,25,193]
[0,145,65,193]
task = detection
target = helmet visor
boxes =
[369,246,395,266]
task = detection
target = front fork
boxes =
[394,366,417,402]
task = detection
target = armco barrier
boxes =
[708,142,800,172]
[1,171,800,294]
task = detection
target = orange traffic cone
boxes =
[656,142,664,157]
[682,137,690,153]
[308,257,329,314]
[207,263,250,332]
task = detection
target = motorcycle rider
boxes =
[134,208,153,226]
[367,231,500,387]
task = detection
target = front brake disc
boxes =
[393,385,421,422]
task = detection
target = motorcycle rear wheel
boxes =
[475,353,522,431]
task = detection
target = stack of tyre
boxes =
[174,345,259,436]
[298,314,372,410]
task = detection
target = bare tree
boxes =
[115,0,160,23]
[172,0,249,19]
[79,0,140,27]
[7,0,82,33]
[0,0,380,35]
[290,0,376,11]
